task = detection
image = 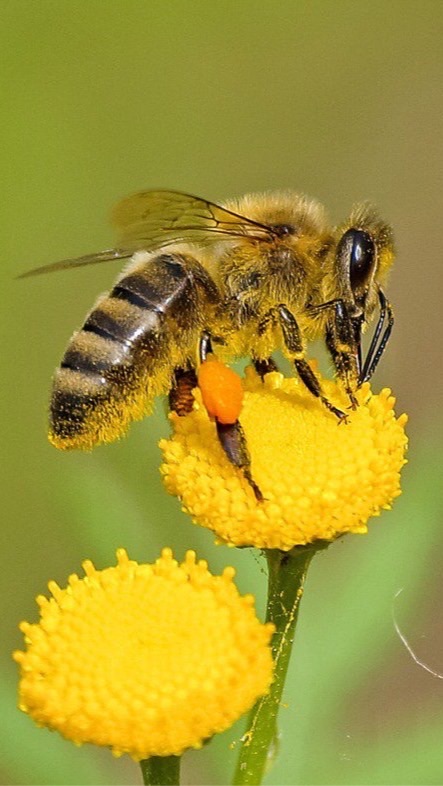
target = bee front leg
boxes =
[277,304,347,421]
[359,289,394,384]
[325,301,361,408]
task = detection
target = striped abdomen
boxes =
[50,251,219,449]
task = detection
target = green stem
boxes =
[233,543,327,785]
[140,755,181,785]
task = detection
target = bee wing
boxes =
[17,248,132,279]
[111,189,277,247]
[19,190,276,279]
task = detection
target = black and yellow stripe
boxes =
[49,253,220,449]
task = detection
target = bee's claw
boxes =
[348,393,359,410]
[216,420,265,501]
[322,400,348,423]
[243,469,264,502]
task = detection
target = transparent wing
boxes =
[18,190,277,278]
[111,189,277,247]
[17,249,131,279]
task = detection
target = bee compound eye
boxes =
[338,228,376,288]
[272,223,296,237]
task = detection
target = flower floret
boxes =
[14,548,274,760]
[160,368,408,550]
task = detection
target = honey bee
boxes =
[22,190,394,498]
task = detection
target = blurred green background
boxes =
[2,1,443,784]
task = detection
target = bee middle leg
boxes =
[169,366,198,416]
[253,357,279,379]
[277,304,347,421]
[254,313,279,379]
[199,330,213,362]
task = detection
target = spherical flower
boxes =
[160,367,408,550]
[14,549,274,760]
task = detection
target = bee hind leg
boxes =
[216,421,264,502]
[168,363,263,501]
[198,332,263,502]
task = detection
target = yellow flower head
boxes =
[160,368,408,550]
[14,549,274,760]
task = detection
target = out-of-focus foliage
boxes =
[2,1,442,784]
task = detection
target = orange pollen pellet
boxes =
[197,358,244,424]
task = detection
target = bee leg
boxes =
[169,366,198,416]
[216,421,263,502]
[359,290,394,384]
[325,301,361,409]
[277,304,347,421]
[255,312,279,378]
[199,330,213,361]
[257,310,277,336]
[253,357,279,379]
[198,333,263,501]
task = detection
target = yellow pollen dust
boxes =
[160,367,408,550]
[13,548,274,760]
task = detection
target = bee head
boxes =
[335,205,394,313]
